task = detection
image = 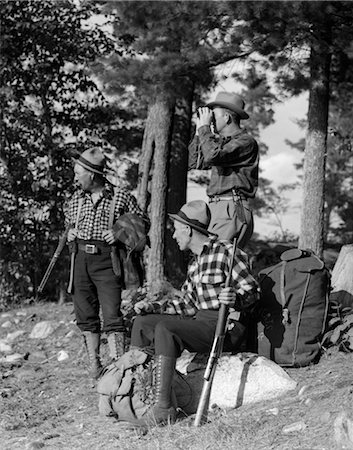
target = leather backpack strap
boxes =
[280,261,290,325]
[109,188,118,229]
[108,188,121,278]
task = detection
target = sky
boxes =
[187,92,308,240]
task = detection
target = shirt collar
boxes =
[78,182,114,199]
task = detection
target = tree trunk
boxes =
[165,88,194,287]
[140,93,175,294]
[330,244,353,308]
[299,22,331,258]
[137,107,155,213]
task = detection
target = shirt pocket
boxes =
[200,269,225,287]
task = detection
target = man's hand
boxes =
[102,229,116,245]
[196,107,214,130]
[134,300,154,315]
[218,287,237,307]
[67,228,78,242]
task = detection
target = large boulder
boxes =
[174,352,297,414]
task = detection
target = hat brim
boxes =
[206,101,249,119]
[168,213,216,236]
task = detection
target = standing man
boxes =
[129,200,259,426]
[188,91,259,248]
[65,147,144,380]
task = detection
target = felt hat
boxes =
[206,91,249,119]
[169,200,215,236]
[75,147,106,175]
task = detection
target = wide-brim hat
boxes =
[168,200,216,236]
[74,147,106,175]
[206,91,249,119]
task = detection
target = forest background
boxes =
[1,0,352,308]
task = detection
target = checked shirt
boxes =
[65,184,143,240]
[156,236,259,317]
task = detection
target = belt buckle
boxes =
[85,244,97,254]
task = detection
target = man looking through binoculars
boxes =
[188,91,259,248]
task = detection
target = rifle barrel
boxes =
[36,226,70,296]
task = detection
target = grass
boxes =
[1,301,353,450]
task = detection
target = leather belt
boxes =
[78,243,111,254]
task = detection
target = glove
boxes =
[218,287,237,307]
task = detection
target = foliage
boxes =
[322,301,353,353]
[0,0,122,304]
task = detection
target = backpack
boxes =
[97,348,194,421]
[257,248,330,367]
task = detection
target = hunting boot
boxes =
[137,354,177,426]
[107,331,126,361]
[82,331,102,380]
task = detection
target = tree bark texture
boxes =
[165,89,194,286]
[139,94,175,293]
[299,23,331,258]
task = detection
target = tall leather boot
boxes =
[137,354,177,426]
[82,331,102,380]
[107,331,126,361]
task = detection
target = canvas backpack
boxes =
[257,248,330,367]
[97,348,194,421]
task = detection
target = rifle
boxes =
[194,238,237,427]
[35,225,70,299]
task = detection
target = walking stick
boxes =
[194,238,237,427]
[36,225,70,299]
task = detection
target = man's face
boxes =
[74,163,93,191]
[212,107,227,133]
[172,220,191,251]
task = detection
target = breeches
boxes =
[72,250,123,333]
[208,199,253,248]
[130,310,222,358]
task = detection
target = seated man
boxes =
[130,200,259,426]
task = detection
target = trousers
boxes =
[208,199,253,248]
[130,310,246,358]
[72,246,124,334]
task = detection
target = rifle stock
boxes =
[36,226,70,298]
[194,239,237,427]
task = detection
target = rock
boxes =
[266,407,279,416]
[57,350,69,361]
[282,421,307,434]
[1,313,12,318]
[6,330,26,342]
[0,339,12,353]
[29,321,56,339]
[334,412,353,450]
[0,353,25,363]
[175,352,297,414]
[1,320,12,328]
[16,311,27,316]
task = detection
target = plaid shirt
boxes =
[155,236,259,317]
[65,184,143,240]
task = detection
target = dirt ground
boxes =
[1,301,353,450]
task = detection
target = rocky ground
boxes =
[1,300,353,450]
